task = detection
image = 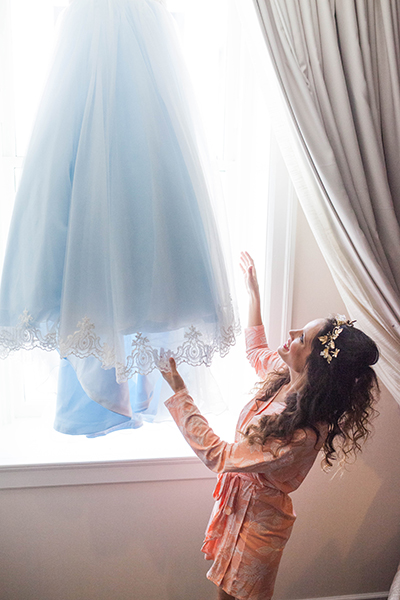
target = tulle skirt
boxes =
[0,0,238,434]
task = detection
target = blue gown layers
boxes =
[0,0,238,435]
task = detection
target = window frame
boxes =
[0,456,215,490]
[0,0,297,485]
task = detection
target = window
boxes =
[0,0,295,469]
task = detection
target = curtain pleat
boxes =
[389,562,400,600]
[252,0,400,400]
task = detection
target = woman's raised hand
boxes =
[160,357,186,394]
[240,251,263,328]
[240,251,260,299]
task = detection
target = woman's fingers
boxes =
[240,251,255,274]
[239,253,248,274]
[240,250,254,267]
[160,357,186,393]
[240,251,259,292]
[160,358,173,381]
[168,356,177,371]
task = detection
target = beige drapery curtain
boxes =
[389,564,400,600]
[251,0,400,400]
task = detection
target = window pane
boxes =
[11,0,69,156]
[0,0,271,464]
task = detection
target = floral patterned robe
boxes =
[165,325,326,600]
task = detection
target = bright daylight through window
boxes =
[0,0,274,466]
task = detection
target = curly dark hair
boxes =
[245,318,380,467]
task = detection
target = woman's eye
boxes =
[300,334,304,343]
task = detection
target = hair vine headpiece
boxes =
[318,315,356,364]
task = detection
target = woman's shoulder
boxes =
[291,422,328,450]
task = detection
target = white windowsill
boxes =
[0,456,216,490]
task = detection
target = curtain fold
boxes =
[389,562,400,600]
[252,0,400,400]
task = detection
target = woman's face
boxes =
[278,318,326,375]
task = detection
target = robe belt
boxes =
[213,472,259,516]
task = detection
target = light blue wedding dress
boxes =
[0,0,238,435]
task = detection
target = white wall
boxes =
[1,204,400,600]
[0,477,217,600]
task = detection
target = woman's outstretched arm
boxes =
[240,251,262,327]
[240,252,285,376]
[160,358,318,476]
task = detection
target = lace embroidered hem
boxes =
[0,310,240,382]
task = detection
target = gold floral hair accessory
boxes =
[318,316,356,364]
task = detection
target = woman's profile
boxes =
[161,251,380,600]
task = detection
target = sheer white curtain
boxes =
[251,0,400,400]
[0,0,283,464]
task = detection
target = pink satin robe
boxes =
[165,325,326,600]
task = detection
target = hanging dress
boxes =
[0,0,238,435]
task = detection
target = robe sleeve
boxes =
[245,325,286,378]
[165,390,318,475]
